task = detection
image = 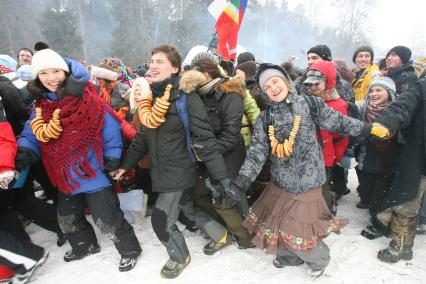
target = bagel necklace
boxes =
[138,84,172,128]
[30,108,63,143]
[268,115,301,158]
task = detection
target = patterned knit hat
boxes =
[307,45,332,61]
[0,55,17,74]
[367,76,396,100]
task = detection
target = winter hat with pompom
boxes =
[0,55,17,74]
[31,49,69,76]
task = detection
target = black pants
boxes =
[28,160,58,202]
[0,188,61,236]
[358,170,394,212]
[330,164,347,196]
[57,186,141,258]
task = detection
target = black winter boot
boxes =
[160,256,191,279]
[377,215,418,263]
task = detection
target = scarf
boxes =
[99,81,118,105]
[150,75,180,98]
[199,78,222,96]
[36,81,110,193]
[365,100,390,124]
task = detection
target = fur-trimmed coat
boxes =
[121,74,228,192]
[181,71,246,177]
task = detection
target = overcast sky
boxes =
[286,0,426,57]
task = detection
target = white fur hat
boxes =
[90,65,118,81]
[130,77,151,113]
[31,49,69,76]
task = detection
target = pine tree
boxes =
[40,5,84,60]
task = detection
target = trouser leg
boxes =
[85,187,141,258]
[151,191,189,263]
[0,230,44,274]
[180,188,226,242]
[0,210,30,242]
[291,240,330,271]
[57,192,98,255]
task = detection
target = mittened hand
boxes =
[371,123,390,139]
[224,183,245,208]
[0,171,15,190]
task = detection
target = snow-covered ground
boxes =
[28,170,426,283]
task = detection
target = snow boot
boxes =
[64,244,100,262]
[203,232,232,255]
[16,250,49,284]
[272,257,304,268]
[361,222,385,240]
[56,231,67,247]
[119,257,138,272]
[377,215,418,263]
[160,256,191,279]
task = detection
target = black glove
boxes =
[64,75,87,96]
[224,175,251,208]
[15,147,38,172]
[104,157,120,172]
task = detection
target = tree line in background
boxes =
[0,0,374,67]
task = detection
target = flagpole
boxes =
[207,32,218,52]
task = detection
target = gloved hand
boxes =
[0,171,15,190]
[224,175,251,208]
[15,147,38,172]
[224,183,246,208]
[371,123,390,139]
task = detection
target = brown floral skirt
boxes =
[243,183,348,255]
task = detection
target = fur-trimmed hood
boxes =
[179,70,245,97]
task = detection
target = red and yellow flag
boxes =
[208,0,248,60]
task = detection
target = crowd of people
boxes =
[0,40,425,283]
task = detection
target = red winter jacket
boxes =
[320,98,349,166]
[0,121,17,173]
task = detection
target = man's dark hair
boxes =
[151,44,182,72]
[34,42,49,51]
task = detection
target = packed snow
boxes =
[28,170,426,283]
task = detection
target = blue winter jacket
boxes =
[18,59,122,195]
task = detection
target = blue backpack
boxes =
[175,92,199,163]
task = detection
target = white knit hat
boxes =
[31,49,69,76]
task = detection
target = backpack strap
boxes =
[302,94,324,148]
[176,92,197,163]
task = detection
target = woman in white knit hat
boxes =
[16,49,141,272]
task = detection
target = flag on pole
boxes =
[208,0,248,60]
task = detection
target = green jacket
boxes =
[241,90,260,147]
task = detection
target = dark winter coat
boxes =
[0,76,30,135]
[198,77,246,178]
[387,62,418,95]
[374,77,426,212]
[121,75,228,192]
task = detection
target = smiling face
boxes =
[38,68,66,92]
[355,51,372,70]
[149,52,179,83]
[369,86,390,106]
[386,53,403,69]
[263,76,289,102]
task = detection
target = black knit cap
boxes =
[237,52,255,65]
[307,45,332,61]
[386,46,412,64]
[352,46,374,63]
